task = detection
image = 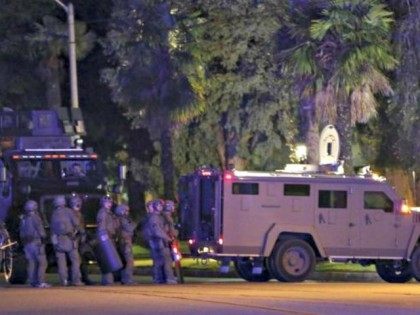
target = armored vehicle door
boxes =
[314,184,353,257]
[178,169,222,244]
[353,187,411,258]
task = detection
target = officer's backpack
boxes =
[19,215,38,242]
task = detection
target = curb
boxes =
[89,265,382,282]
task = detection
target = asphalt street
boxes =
[1,277,420,315]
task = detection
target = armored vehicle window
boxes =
[318,190,347,208]
[232,183,259,195]
[284,184,310,196]
[364,191,393,213]
[15,160,57,179]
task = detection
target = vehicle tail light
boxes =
[224,172,233,180]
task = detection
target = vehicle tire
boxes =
[267,254,286,281]
[270,239,315,282]
[410,246,420,281]
[234,257,271,282]
[375,260,413,283]
[7,254,28,284]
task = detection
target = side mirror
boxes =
[118,164,127,181]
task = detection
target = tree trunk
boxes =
[126,173,145,222]
[215,125,226,169]
[336,99,353,174]
[38,55,62,109]
[160,128,175,199]
[224,128,241,170]
[306,115,319,165]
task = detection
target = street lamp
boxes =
[53,0,85,134]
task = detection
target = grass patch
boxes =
[133,245,376,272]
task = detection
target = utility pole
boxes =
[53,0,85,134]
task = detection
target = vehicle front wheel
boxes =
[410,246,420,281]
[234,257,271,282]
[269,239,315,282]
[376,260,412,283]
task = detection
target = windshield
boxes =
[15,159,99,181]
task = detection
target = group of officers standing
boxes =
[18,194,179,288]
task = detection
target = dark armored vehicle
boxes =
[0,108,105,283]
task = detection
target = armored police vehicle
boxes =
[0,108,105,283]
[179,126,420,283]
[179,167,420,283]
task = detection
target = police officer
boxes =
[162,200,178,284]
[144,199,173,284]
[19,200,50,288]
[69,194,94,285]
[50,195,83,286]
[96,195,117,285]
[114,203,136,284]
[162,200,179,239]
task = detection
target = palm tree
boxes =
[282,0,397,173]
[28,15,96,109]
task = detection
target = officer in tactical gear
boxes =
[114,203,136,284]
[69,194,94,285]
[143,199,173,284]
[50,195,83,286]
[162,200,179,239]
[19,200,50,288]
[96,195,118,285]
[161,200,178,284]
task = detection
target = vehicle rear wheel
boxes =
[270,239,315,282]
[410,246,420,281]
[376,260,412,283]
[6,253,27,284]
[234,257,271,282]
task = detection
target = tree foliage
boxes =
[0,0,418,203]
[172,0,297,173]
[281,0,397,172]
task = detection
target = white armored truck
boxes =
[179,166,420,283]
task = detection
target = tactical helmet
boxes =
[53,195,66,208]
[115,204,129,216]
[69,194,82,209]
[152,199,164,213]
[163,200,175,213]
[24,200,38,213]
[100,195,113,207]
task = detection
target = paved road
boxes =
[1,278,420,315]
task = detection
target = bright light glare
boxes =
[295,144,307,161]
